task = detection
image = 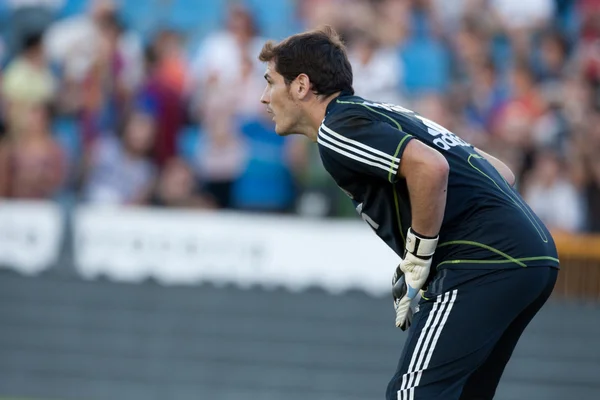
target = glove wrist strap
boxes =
[405,227,438,259]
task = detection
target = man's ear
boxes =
[294,73,311,100]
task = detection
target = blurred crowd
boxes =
[0,0,598,233]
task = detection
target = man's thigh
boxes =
[386,267,553,400]
[459,268,558,400]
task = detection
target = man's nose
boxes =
[260,86,269,104]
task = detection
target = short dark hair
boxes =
[258,25,354,96]
[22,31,44,52]
[97,11,125,35]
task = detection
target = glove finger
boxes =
[392,265,402,285]
[401,307,413,331]
[392,273,408,299]
[394,296,412,328]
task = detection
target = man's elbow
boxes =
[400,140,449,182]
[474,147,516,187]
[495,161,516,187]
[422,148,449,183]
[505,170,516,187]
[433,152,450,178]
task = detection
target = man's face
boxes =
[260,61,300,136]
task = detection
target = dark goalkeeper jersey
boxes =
[318,93,559,271]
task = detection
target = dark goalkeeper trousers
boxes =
[386,266,558,400]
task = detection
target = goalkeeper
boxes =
[257,26,559,400]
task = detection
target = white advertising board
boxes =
[73,206,400,296]
[0,200,64,274]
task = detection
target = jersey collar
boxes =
[325,90,353,115]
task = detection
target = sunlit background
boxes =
[0,0,599,399]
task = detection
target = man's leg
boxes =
[459,267,558,400]
[386,267,556,400]
[386,289,467,400]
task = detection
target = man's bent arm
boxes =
[398,140,449,238]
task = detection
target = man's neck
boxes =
[23,51,44,68]
[302,91,341,142]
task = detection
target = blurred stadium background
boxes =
[0,0,599,399]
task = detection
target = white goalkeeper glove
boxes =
[392,268,421,331]
[393,228,438,330]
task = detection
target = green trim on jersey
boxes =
[437,256,560,269]
[467,154,549,243]
[393,189,405,243]
[336,99,404,131]
[438,240,526,266]
[438,240,560,267]
[389,135,412,182]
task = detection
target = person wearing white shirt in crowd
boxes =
[491,0,554,31]
[187,3,266,117]
[43,0,143,91]
[524,148,585,233]
[347,29,405,106]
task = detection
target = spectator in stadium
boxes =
[449,16,493,86]
[45,0,143,154]
[231,107,299,213]
[492,60,544,152]
[136,30,186,168]
[1,30,56,132]
[150,29,187,96]
[44,0,143,93]
[77,11,131,150]
[0,102,66,199]
[463,58,509,140]
[430,0,488,36]
[491,0,554,58]
[373,0,412,47]
[187,3,265,119]
[297,0,345,31]
[191,95,247,209]
[522,148,585,233]
[531,82,571,152]
[532,28,570,84]
[398,0,451,97]
[347,28,405,105]
[150,157,215,209]
[577,111,600,232]
[81,111,157,205]
[584,155,600,232]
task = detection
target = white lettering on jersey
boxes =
[363,101,470,151]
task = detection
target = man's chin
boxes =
[274,125,290,136]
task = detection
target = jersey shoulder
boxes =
[322,95,379,132]
[318,95,413,184]
[323,95,424,136]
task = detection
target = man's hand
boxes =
[392,267,413,330]
[393,227,438,330]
